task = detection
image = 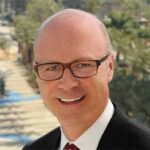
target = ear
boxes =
[107,54,114,82]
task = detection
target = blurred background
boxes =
[0,0,150,149]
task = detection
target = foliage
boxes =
[56,0,83,9]
[81,0,102,13]
[108,10,132,29]
[110,70,150,127]
[26,0,62,23]
[61,0,102,13]
[14,15,38,43]
[104,0,150,127]
[138,27,150,39]
[13,0,63,44]
[0,37,10,50]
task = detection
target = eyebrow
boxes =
[35,56,97,64]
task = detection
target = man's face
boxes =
[34,17,114,127]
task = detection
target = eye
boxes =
[46,65,61,71]
[78,63,91,67]
[75,61,95,68]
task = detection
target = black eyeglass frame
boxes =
[34,53,110,81]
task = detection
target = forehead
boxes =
[34,10,108,63]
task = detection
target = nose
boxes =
[58,68,79,91]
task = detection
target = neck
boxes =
[61,122,87,141]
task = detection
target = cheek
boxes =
[90,74,109,99]
[83,76,109,116]
[37,79,55,101]
[37,80,59,115]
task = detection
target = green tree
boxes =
[27,0,62,23]
[82,0,102,13]
[14,0,63,44]
[103,0,150,127]
[0,37,10,50]
[14,15,38,44]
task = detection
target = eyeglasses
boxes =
[34,54,110,81]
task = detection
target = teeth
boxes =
[60,97,82,102]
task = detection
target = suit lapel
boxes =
[97,104,128,149]
[47,127,61,149]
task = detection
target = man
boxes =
[23,9,150,150]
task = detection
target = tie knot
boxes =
[63,143,80,150]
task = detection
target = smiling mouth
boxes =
[58,96,85,104]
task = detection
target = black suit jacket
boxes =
[22,104,150,150]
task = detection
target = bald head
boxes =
[38,9,102,34]
[34,9,113,55]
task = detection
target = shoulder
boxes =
[125,117,150,148]
[22,127,61,150]
[114,103,150,148]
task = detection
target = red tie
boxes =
[63,143,80,150]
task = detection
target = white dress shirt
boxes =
[58,99,114,150]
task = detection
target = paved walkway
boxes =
[0,25,59,150]
[0,59,59,150]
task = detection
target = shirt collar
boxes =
[59,99,114,150]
